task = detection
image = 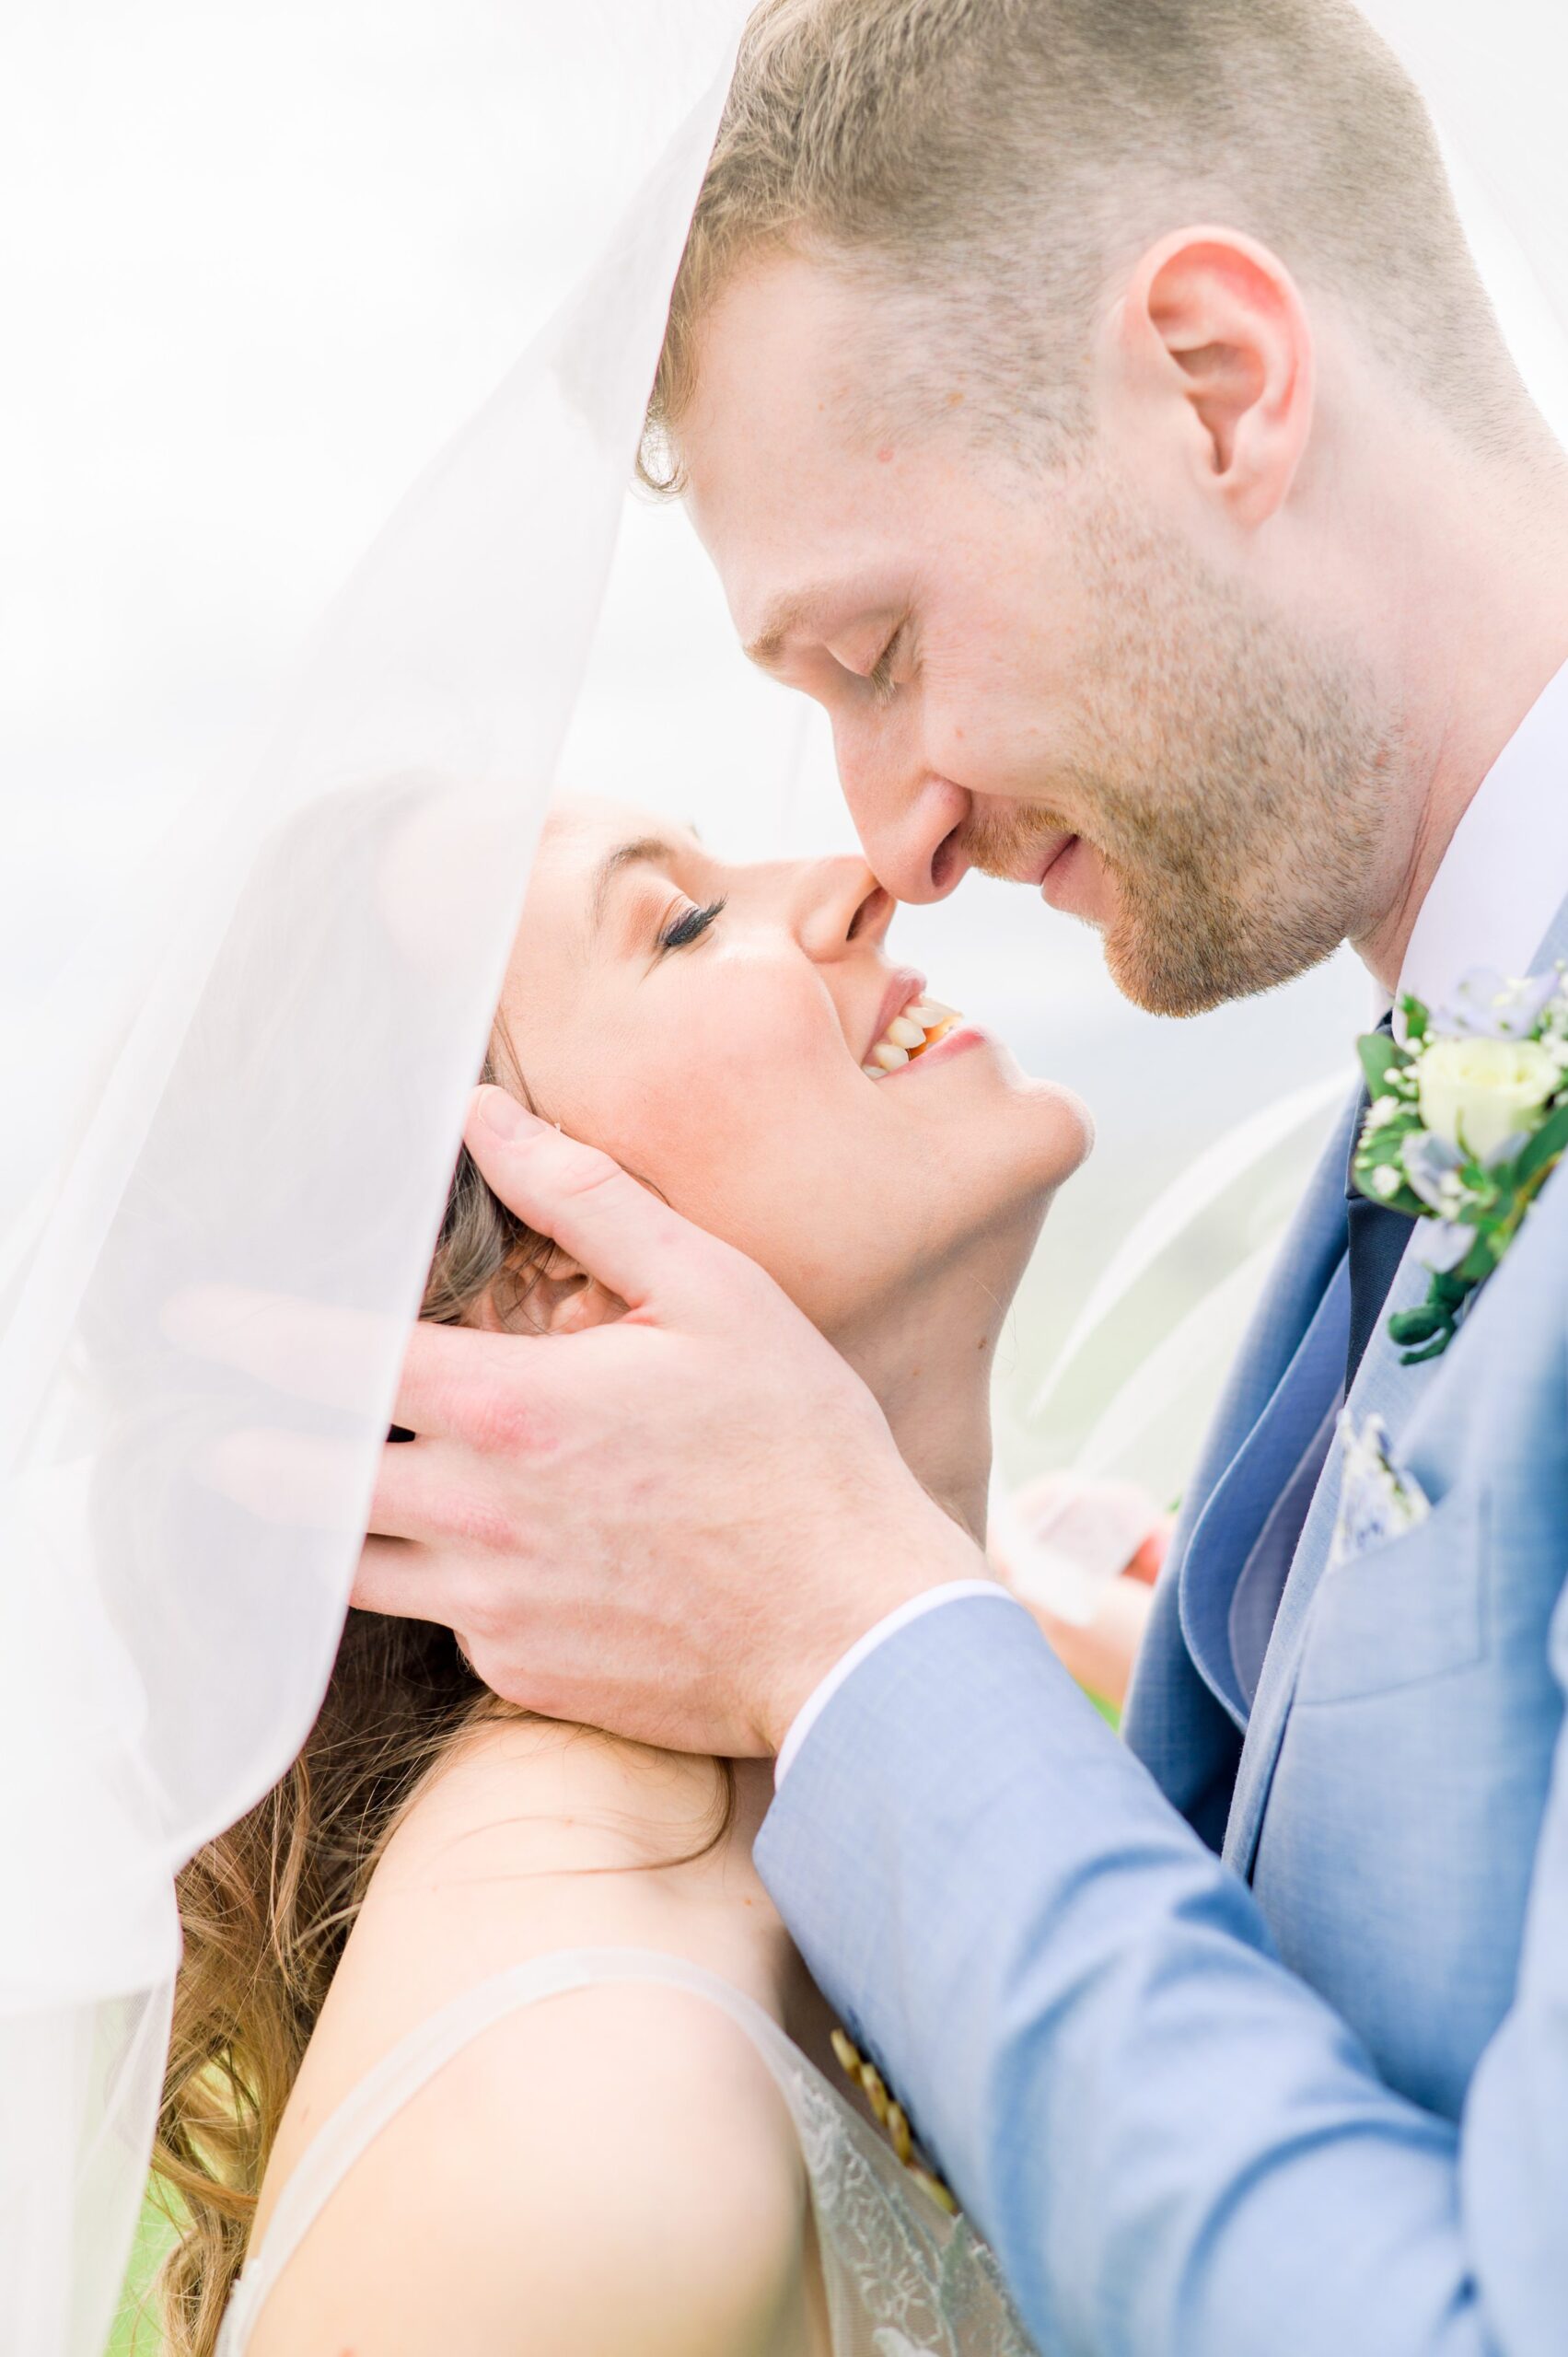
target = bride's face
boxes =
[498,799,1090,1335]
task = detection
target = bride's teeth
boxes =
[861,993,963,1074]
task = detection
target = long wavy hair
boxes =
[149,1049,734,2355]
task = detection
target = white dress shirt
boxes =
[775,656,1568,1787]
[1398,656,1568,1010]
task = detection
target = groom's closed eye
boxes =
[865,620,910,707]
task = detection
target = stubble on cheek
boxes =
[967,575,1393,1014]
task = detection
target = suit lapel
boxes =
[1165,1085,1361,1723]
[1222,887,1568,1876]
[1221,1236,1449,1873]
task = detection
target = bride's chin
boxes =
[992,1073,1096,1188]
[945,1107,1092,1274]
[967,1039,1094,1171]
[1047,1080,1096,1172]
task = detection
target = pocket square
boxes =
[1330,1411,1433,1570]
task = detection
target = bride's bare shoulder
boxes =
[249,1967,811,2357]
[249,1718,808,2357]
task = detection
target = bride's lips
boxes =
[863,967,928,1066]
[892,1020,983,1074]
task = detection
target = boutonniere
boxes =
[1352,965,1568,1363]
[1330,1411,1432,1568]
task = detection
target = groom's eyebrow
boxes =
[745,591,826,671]
[591,838,679,931]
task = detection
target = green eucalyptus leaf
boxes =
[1515,1104,1568,1184]
[1357,1033,1405,1097]
[1399,1330,1453,1366]
[1389,1304,1445,1345]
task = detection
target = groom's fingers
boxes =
[194,1422,493,1543]
[165,1276,566,1446]
[161,1283,401,1413]
[195,1424,362,1526]
[353,1534,463,1621]
[462,1088,761,1324]
[388,1318,561,1446]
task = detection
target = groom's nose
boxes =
[841,761,973,905]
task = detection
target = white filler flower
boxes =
[1417,1036,1560,1165]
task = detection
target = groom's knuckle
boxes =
[458,1569,517,1643]
[447,1492,518,1559]
[415,1344,492,1444]
[433,1340,532,1453]
[482,1649,537,1709]
[464,1371,552,1459]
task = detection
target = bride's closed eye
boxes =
[656,896,726,955]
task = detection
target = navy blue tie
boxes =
[1343,1013,1416,1389]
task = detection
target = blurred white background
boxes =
[6,0,1565,1502]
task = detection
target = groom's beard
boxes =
[968,483,1398,1016]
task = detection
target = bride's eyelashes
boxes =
[656,896,727,955]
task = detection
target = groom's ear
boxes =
[1108,228,1314,530]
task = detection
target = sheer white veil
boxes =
[4,5,1568,2349]
[0,6,746,2347]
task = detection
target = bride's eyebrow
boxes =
[590,838,679,933]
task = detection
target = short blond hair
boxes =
[643,0,1533,487]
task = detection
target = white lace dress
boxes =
[216,1945,1038,2357]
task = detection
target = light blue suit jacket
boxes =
[758,910,1568,2356]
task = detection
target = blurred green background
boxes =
[110,2198,172,2356]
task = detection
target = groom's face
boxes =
[684,253,1395,1016]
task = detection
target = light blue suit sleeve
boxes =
[756,1589,1568,2357]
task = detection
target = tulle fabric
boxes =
[6,5,1568,2349]
[0,7,746,2347]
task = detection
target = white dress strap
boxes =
[217,1945,816,2354]
[220,1942,1040,2357]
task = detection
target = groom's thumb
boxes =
[462,1087,750,1324]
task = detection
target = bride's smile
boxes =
[498,796,1092,1351]
[169,789,1090,2357]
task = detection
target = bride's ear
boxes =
[471,1243,626,1338]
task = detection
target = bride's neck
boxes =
[830,1239,1027,1548]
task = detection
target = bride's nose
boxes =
[795,859,894,959]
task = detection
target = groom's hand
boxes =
[355,1088,984,1755]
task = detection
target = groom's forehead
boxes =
[691,250,873,436]
[686,263,918,522]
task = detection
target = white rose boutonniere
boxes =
[1416,1036,1560,1165]
[1352,965,1568,1362]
